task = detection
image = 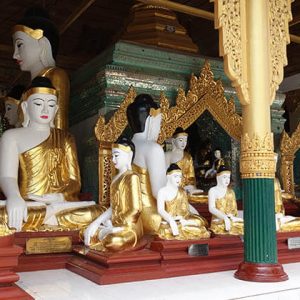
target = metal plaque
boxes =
[26,236,72,254]
[188,243,209,256]
[288,237,300,250]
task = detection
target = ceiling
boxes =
[0,0,300,92]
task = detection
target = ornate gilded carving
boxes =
[269,0,293,102]
[158,61,242,143]
[280,123,300,195]
[214,0,249,105]
[240,133,275,178]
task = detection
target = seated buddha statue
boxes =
[84,137,143,251]
[208,166,243,235]
[165,127,203,195]
[157,164,210,240]
[3,85,25,128]
[12,6,69,129]
[205,149,225,179]
[127,94,166,234]
[274,153,300,232]
[0,77,100,232]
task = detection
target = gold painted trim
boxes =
[112,144,131,153]
[149,107,161,117]
[5,96,19,106]
[23,87,58,101]
[280,123,300,196]
[12,25,43,40]
[217,171,231,176]
[173,132,188,138]
[166,169,182,175]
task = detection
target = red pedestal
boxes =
[234,261,288,282]
[0,234,33,300]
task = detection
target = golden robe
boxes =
[275,178,300,232]
[132,164,162,234]
[158,188,210,240]
[176,152,196,187]
[91,171,143,251]
[210,188,243,235]
[39,67,70,130]
[19,128,80,201]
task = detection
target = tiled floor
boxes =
[17,262,300,300]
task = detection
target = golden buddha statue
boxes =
[84,137,143,251]
[208,166,243,235]
[127,94,165,235]
[12,7,69,129]
[0,77,100,232]
[157,164,210,240]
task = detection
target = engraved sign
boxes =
[188,244,209,256]
[26,236,72,254]
[288,237,300,250]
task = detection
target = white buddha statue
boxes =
[84,137,143,251]
[127,94,166,234]
[165,127,203,194]
[157,163,210,240]
[0,77,98,232]
[12,7,69,129]
[208,166,243,235]
[205,149,225,179]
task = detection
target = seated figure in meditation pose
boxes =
[127,94,166,234]
[12,7,69,129]
[165,127,203,195]
[84,137,143,251]
[205,149,225,179]
[274,153,300,232]
[157,164,210,240]
[208,166,243,235]
[0,77,100,232]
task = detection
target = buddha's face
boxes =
[13,31,41,72]
[167,171,182,188]
[216,172,231,188]
[112,148,131,170]
[4,102,19,126]
[23,93,58,126]
[214,150,221,159]
[173,135,188,151]
[146,113,162,141]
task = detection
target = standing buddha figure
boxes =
[12,6,69,129]
[208,166,243,235]
[127,94,166,234]
[157,163,210,240]
[0,77,100,232]
[165,127,202,195]
[84,137,143,251]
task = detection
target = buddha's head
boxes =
[12,6,59,72]
[21,76,58,128]
[4,85,25,126]
[166,163,182,188]
[127,94,161,142]
[112,136,135,171]
[172,127,188,151]
[214,149,222,159]
[216,165,231,188]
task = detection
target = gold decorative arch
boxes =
[95,61,242,207]
[280,123,300,196]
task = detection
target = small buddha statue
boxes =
[0,77,99,232]
[84,137,143,251]
[165,127,203,195]
[274,153,300,232]
[127,94,166,234]
[157,164,210,240]
[208,166,243,235]
[12,6,69,129]
[205,149,225,179]
[3,85,25,128]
